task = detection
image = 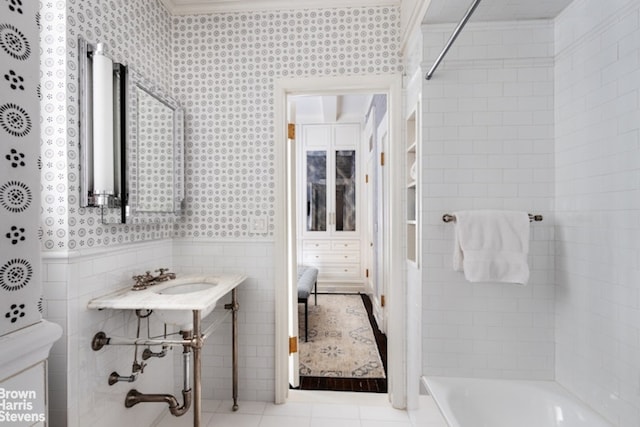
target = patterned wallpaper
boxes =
[38,1,402,248]
[40,0,173,250]
[172,7,402,238]
[0,0,42,335]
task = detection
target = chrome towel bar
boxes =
[442,213,543,223]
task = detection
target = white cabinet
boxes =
[0,362,46,426]
[298,123,363,291]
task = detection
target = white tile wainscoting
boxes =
[42,240,175,427]
[420,19,556,380]
[554,0,640,425]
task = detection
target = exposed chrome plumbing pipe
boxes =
[124,330,194,417]
[91,332,191,348]
[109,371,137,385]
[142,346,168,360]
[92,296,241,427]
[125,389,192,417]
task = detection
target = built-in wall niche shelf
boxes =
[406,104,419,265]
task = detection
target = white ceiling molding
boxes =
[159,0,400,15]
[399,0,431,55]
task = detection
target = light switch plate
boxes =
[250,216,267,233]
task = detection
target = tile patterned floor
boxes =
[155,392,447,427]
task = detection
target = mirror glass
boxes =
[334,149,356,232]
[136,87,175,212]
[123,68,184,224]
[306,150,327,232]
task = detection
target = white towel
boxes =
[453,210,530,284]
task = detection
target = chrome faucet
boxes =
[132,268,176,290]
[154,268,176,282]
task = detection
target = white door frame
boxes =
[274,74,406,408]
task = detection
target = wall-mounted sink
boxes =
[151,281,219,329]
[153,282,217,295]
[88,274,246,331]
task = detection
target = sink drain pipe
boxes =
[124,330,194,417]
[91,297,239,427]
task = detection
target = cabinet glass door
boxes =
[306,150,327,232]
[335,150,356,232]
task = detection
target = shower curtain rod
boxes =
[425,0,483,80]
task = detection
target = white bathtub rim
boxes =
[422,375,614,427]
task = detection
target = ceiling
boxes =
[423,0,574,24]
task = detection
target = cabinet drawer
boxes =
[331,240,360,251]
[319,264,361,279]
[302,240,332,250]
[303,252,360,264]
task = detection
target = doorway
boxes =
[273,74,406,408]
[291,93,387,392]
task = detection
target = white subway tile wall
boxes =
[42,240,175,427]
[173,240,276,402]
[421,20,556,380]
[555,0,640,425]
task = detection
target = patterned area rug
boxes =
[298,294,385,379]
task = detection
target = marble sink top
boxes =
[87,274,246,313]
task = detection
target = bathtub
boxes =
[423,376,613,427]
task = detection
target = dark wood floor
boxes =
[296,293,388,393]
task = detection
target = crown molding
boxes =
[159,0,400,15]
